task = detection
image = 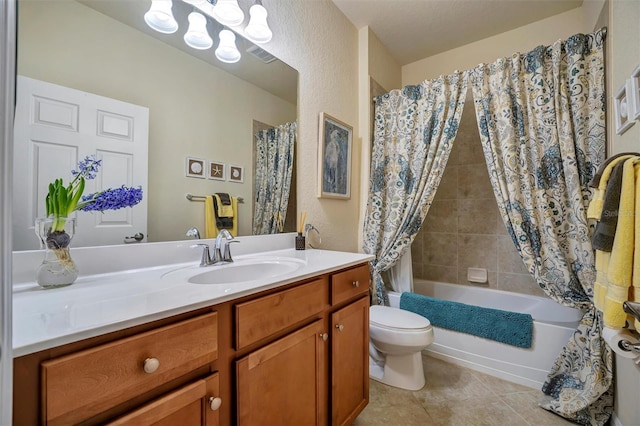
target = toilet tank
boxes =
[387,291,401,308]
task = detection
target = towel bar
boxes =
[186,193,244,203]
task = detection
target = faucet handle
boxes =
[191,243,211,267]
[623,301,640,323]
[222,240,239,262]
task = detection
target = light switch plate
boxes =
[614,81,634,135]
[629,65,640,122]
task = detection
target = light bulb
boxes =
[144,0,178,34]
[215,29,241,63]
[245,2,272,43]
[212,0,245,27]
[184,12,213,50]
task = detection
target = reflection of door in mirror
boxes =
[252,120,297,234]
[15,0,298,248]
[13,76,149,250]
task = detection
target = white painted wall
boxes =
[17,0,296,242]
[402,7,585,85]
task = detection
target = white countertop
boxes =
[13,243,373,357]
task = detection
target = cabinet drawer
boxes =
[331,264,370,305]
[235,278,329,349]
[42,312,218,426]
[107,372,220,426]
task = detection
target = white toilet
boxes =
[369,292,434,391]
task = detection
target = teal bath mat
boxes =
[399,292,533,348]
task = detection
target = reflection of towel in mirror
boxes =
[205,196,238,238]
[216,192,231,205]
[213,195,233,230]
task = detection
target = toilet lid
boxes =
[370,305,431,331]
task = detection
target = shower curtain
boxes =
[363,72,467,305]
[252,122,296,235]
[469,29,611,425]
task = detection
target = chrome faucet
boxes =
[191,230,237,267]
[186,227,201,239]
[214,229,237,263]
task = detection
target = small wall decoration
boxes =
[614,81,635,135]
[318,112,352,199]
[629,65,640,122]
[229,165,244,183]
[185,156,206,178]
[208,161,225,181]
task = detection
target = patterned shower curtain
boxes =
[252,122,296,235]
[469,29,611,425]
[363,72,468,305]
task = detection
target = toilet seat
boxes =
[370,305,431,332]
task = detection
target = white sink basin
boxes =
[162,256,306,285]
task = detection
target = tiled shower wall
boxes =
[411,100,545,297]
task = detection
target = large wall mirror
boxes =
[14,0,298,250]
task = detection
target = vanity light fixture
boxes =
[212,0,245,27]
[184,12,213,49]
[144,0,274,65]
[245,0,272,43]
[144,0,179,34]
[215,29,241,63]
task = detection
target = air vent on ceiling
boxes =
[246,44,277,64]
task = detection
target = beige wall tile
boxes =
[434,163,458,200]
[498,272,544,297]
[458,164,494,199]
[422,265,458,283]
[497,235,528,274]
[458,234,497,271]
[423,199,458,234]
[458,199,499,234]
[424,233,458,266]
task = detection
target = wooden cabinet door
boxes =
[331,297,369,426]
[236,320,326,425]
[107,373,220,426]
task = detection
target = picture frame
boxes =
[228,165,244,183]
[317,112,352,199]
[208,161,225,181]
[185,156,206,178]
[629,65,640,122]
[614,82,635,135]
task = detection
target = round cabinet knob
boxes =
[336,324,344,332]
[209,396,222,411]
[143,357,160,374]
[320,333,329,341]
[352,280,360,288]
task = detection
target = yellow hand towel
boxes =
[605,157,639,328]
[593,250,610,312]
[214,193,234,218]
[205,196,239,238]
[587,154,636,220]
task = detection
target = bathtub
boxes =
[388,279,584,389]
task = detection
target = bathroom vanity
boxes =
[12,237,372,425]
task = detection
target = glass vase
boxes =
[35,216,78,289]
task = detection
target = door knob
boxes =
[320,333,328,341]
[352,280,360,288]
[209,396,222,411]
[336,324,344,332]
[143,357,160,373]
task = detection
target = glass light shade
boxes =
[144,0,178,34]
[184,12,213,49]
[215,29,241,63]
[212,0,245,27]
[245,3,272,43]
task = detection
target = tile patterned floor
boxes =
[353,355,574,426]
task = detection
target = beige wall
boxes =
[234,0,360,252]
[607,0,640,424]
[402,7,585,85]
[17,0,296,242]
